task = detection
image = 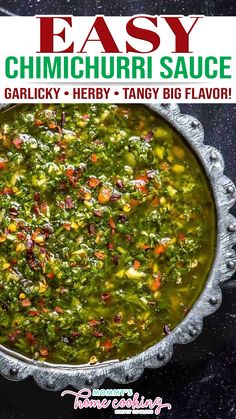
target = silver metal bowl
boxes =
[0,103,235,391]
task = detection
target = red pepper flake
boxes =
[13,137,23,149]
[63,222,71,231]
[133,260,141,270]
[70,261,78,267]
[29,310,39,317]
[57,140,66,148]
[2,187,14,195]
[40,202,48,214]
[0,161,6,170]
[98,186,111,204]
[93,331,103,338]
[26,332,37,345]
[82,114,90,120]
[151,197,159,207]
[94,251,105,260]
[48,123,57,130]
[94,209,103,217]
[65,196,74,209]
[17,232,26,240]
[66,168,74,179]
[47,272,55,279]
[88,176,100,188]
[153,244,166,255]
[65,168,80,186]
[32,203,40,215]
[134,176,148,193]
[179,233,186,241]
[136,174,148,183]
[88,319,99,327]
[101,293,111,302]
[26,253,39,270]
[54,306,64,314]
[91,153,97,163]
[34,192,40,202]
[108,218,116,229]
[39,347,49,357]
[101,340,113,352]
[160,162,169,172]
[42,308,49,313]
[42,224,54,236]
[107,242,114,251]
[150,273,161,292]
[58,201,66,210]
[21,298,31,308]
[35,119,43,126]
[130,199,140,207]
[38,297,45,307]
[57,153,66,163]
[8,330,21,343]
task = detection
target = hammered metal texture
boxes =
[0,103,235,391]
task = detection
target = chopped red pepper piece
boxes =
[88,176,100,188]
[21,298,31,308]
[54,306,64,314]
[26,332,37,345]
[133,260,141,270]
[108,218,116,229]
[28,310,39,317]
[13,137,23,149]
[101,340,113,351]
[39,347,49,357]
[88,319,99,327]
[153,244,166,255]
[47,272,55,279]
[101,293,111,302]
[150,273,161,292]
[8,330,21,343]
[94,251,105,260]
[91,153,97,163]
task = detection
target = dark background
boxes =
[0,1,235,419]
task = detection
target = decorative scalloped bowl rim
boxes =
[0,103,235,391]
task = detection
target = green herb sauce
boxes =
[0,104,216,364]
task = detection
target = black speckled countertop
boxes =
[0,2,235,419]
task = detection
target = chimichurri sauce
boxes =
[0,104,216,364]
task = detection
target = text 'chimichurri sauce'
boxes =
[0,104,216,364]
